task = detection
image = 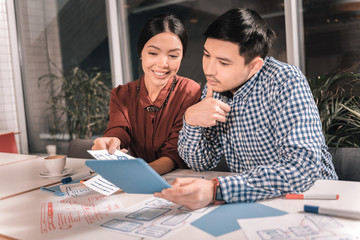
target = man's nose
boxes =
[203,59,216,76]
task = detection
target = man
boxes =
[154,8,338,210]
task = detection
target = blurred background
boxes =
[1,0,360,156]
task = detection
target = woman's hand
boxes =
[92,137,121,154]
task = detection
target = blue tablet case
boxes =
[85,158,171,194]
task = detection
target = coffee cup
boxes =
[44,155,66,176]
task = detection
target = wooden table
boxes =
[0,152,38,166]
[0,156,91,200]
[0,159,359,240]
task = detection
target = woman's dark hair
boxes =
[137,13,188,57]
[204,8,276,64]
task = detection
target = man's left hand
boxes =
[154,178,215,210]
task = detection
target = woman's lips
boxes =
[152,70,170,78]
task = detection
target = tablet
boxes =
[85,158,171,194]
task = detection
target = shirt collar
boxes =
[232,57,268,101]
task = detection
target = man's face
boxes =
[202,38,258,94]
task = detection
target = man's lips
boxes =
[206,78,219,85]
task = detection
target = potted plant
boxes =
[309,72,360,180]
[38,61,112,141]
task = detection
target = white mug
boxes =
[44,155,66,176]
[46,144,57,156]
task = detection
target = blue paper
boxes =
[191,202,287,237]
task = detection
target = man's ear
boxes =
[249,57,264,76]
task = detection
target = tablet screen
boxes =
[86,158,171,194]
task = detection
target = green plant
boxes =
[38,62,112,139]
[309,72,360,147]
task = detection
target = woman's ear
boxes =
[249,57,264,76]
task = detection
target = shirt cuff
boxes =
[104,127,130,149]
[182,120,203,140]
[217,175,248,203]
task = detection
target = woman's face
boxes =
[141,32,183,89]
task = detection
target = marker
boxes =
[285,193,339,200]
[80,177,93,184]
[61,170,94,184]
[304,205,360,220]
[40,187,65,196]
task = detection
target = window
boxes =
[303,0,360,80]
[303,0,360,147]
[120,0,286,87]
[15,0,112,154]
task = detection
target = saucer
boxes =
[39,168,73,178]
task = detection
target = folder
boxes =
[85,158,171,194]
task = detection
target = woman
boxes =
[92,14,201,174]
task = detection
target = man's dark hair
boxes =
[137,13,188,57]
[204,8,276,64]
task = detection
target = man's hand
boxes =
[184,84,231,127]
[154,178,215,210]
[92,137,121,154]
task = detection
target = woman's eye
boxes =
[170,55,179,58]
[203,53,210,58]
[149,52,157,55]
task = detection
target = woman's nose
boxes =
[158,56,169,68]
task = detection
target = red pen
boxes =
[285,193,339,200]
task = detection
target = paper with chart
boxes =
[237,213,359,240]
[40,192,122,236]
[40,193,217,239]
[82,175,120,196]
[87,149,134,160]
[59,182,93,197]
[101,197,217,239]
[85,149,134,195]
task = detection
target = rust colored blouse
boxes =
[104,75,201,168]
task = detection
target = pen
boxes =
[304,205,360,220]
[61,170,94,184]
[40,187,65,196]
[285,193,339,200]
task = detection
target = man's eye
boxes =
[203,53,210,58]
[149,52,157,55]
[220,61,229,66]
[170,55,179,58]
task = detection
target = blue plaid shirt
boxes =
[178,57,338,203]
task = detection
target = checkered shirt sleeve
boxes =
[178,57,338,203]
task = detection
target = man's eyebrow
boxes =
[217,57,233,63]
[147,45,181,52]
[203,47,233,63]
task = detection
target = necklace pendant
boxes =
[146,105,159,112]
